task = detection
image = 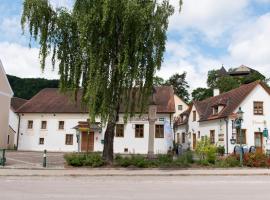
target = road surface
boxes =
[1,175,270,200]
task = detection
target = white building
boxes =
[0,60,13,148]
[174,81,270,154]
[8,97,27,149]
[16,86,183,154]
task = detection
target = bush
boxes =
[64,153,85,167]
[217,146,225,156]
[243,152,268,168]
[174,151,193,167]
[64,153,104,167]
[216,154,240,168]
[114,155,150,168]
[195,138,217,164]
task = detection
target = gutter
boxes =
[16,114,21,150]
[224,118,229,154]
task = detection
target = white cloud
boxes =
[168,0,249,43]
[0,42,59,79]
[226,13,270,78]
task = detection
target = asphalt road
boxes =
[1,176,270,200]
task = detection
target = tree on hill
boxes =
[21,0,174,163]
[7,75,59,99]
[165,72,190,103]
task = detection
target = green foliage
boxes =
[153,76,165,86]
[7,75,59,99]
[216,76,240,93]
[114,155,150,168]
[207,70,219,88]
[64,153,105,167]
[21,0,174,162]
[165,72,190,103]
[191,87,213,101]
[21,0,174,121]
[216,154,240,168]
[216,146,225,156]
[114,152,193,168]
[195,138,217,164]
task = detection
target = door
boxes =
[81,132,94,152]
[254,132,263,153]
[193,133,196,149]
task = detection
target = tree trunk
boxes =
[102,121,116,164]
[102,108,119,164]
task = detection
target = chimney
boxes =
[213,88,220,96]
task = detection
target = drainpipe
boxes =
[16,114,21,151]
[224,118,229,154]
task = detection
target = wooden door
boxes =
[81,132,94,152]
[193,133,196,149]
[254,132,263,153]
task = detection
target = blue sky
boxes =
[1,0,270,90]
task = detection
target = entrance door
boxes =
[81,132,94,152]
[193,133,196,149]
[254,132,263,153]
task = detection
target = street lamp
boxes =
[236,107,244,166]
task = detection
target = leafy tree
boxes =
[153,76,165,86]
[191,87,213,101]
[165,72,190,103]
[207,69,219,88]
[21,0,174,163]
[216,76,240,93]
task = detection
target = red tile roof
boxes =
[194,81,270,122]
[11,97,27,111]
[16,86,175,114]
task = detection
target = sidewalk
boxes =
[1,168,270,177]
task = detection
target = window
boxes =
[182,132,185,143]
[210,130,215,144]
[58,121,65,130]
[198,131,201,139]
[236,129,246,144]
[178,105,183,111]
[193,111,196,121]
[28,120,33,129]
[7,135,10,145]
[65,134,73,145]
[115,124,124,137]
[135,124,144,138]
[155,125,164,138]
[213,106,219,115]
[41,121,47,129]
[254,101,263,115]
[39,138,44,145]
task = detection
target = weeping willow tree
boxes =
[21,0,174,163]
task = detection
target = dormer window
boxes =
[213,106,219,115]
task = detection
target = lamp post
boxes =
[236,107,244,166]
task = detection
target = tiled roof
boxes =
[174,104,192,126]
[11,97,27,111]
[194,81,270,122]
[16,86,175,114]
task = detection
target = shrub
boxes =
[217,146,225,156]
[216,154,240,168]
[83,153,105,167]
[243,152,268,168]
[114,155,150,168]
[64,153,85,167]
[195,138,217,164]
[174,151,193,167]
[64,153,104,167]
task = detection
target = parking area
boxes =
[5,151,66,168]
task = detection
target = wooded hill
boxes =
[7,75,59,100]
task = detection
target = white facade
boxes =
[18,113,174,154]
[173,95,188,117]
[0,60,13,148]
[175,83,270,154]
[8,109,19,148]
